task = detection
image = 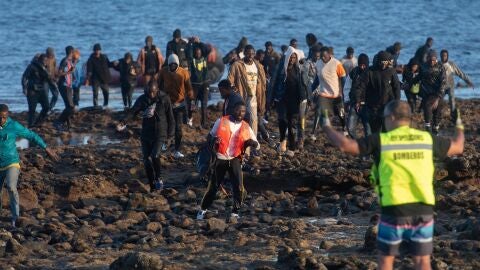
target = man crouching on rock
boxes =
[0,104,59,227]
[117,81,174,192]
[197,102,259,220]
[321,100,464,270]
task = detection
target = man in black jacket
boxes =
[86,43,113,107]
[348,53,371,138]
[417,50,447,134]
[352,51,401,133]
[414,37,433,65]
[166,29,188,69]
[22,54,58,127]
[113,52,139,109]
[118,81,174,191]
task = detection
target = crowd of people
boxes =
[9,31,475,269]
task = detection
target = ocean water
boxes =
[1,0,479,112]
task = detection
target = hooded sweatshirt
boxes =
[273,46,307,102]
[441,53,472,90]
[158,54,194,106]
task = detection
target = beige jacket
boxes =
[227,59,267,114]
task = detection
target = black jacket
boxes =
[166,39,188,68]
[22,60,57,94]
[416,63,447,98]
[87,53,112,84]
[128,92,174,141]
[114,59,139,86]
[353,66,401,110]
[349,66,369,103]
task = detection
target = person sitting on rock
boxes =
[0,104,59,227]
[322,100,464,270]
[197,102,259,220]
[117,81,174,192]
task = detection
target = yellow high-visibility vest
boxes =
[370,126,435,206]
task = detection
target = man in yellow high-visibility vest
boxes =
[322,100,465,270]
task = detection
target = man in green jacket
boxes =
[322,100,464,270]
[0,104,58,227]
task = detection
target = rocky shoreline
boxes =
[0,99,479,269]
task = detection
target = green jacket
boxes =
[0,117,47,168]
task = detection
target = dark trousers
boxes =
[49,82,59,110]
[201,157,244,213]
[191,84,209,127]
[405,91,419,113]
[27,89,49,127]
[73,86,80,106]
[347,105,371,139]
[92,82,109,106]
[121,82,135,108]
[257,114,269,140]
[423,95,445,127]
[366,106,385,134]
[58,85,75,127]
[277,100,297,149]
[312,96,345,133]
[173,106,185,151]
[141,139,162,189]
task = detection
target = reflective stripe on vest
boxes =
[215,116,250,158]
[373,126,435,207]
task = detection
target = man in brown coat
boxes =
[158,54,194,158]
[227,44,267,136]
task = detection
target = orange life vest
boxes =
[215,116,250,157]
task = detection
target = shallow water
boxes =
[15,133,122,149]
[1,0,479,112]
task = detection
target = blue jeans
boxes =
[347,106,371,139]
[0,167,20,221]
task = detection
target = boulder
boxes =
[207,218,227,234]
[109,252,163,270]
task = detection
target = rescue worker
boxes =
[322,100,464,270]
[197,102,259,220]
[0,104,59,227]
[137,36,164,84]
[117,81,174,192]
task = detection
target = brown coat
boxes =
[158,66,193,105]
[227,59,267,115]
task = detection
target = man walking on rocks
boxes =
[0,104,59,227]
[117,81,174,192]
[322,100,465,270]
[197,102,259,220]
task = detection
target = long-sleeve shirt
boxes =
[353,66,401,109]
[417,63,447,98]
[0,118,47,169]
[443,61,472,90]
[157,66,194,106]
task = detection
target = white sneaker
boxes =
[173,151,185,158]
[310,134,317,141]
[262,118,269,125]
[187,118,193,127]
[343,131,349,136]
[230,213,240,219]
[197,210,207,220]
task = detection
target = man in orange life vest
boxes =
[197,101,259,220]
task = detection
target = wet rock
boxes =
[98,235,114,245]
[6,237,25,256]
[307,197,318,209]
[185,189,197,201]
[277,246,325,269]
[363,225,378,252]
[259,213,273,223]
[0,240,6,257]
[127,179,150,193]
[450,240,480,251]
[71,239,91,253]
[146,222,162,233]
[54,242,72,251]
[80,198,121,209]
[234,233,248,247]
[127,193,170,212]
[207,218,227,234]
[109,252,163,270]
[164,226,186,242]
[432,258,449,270]
[319,240,334,250]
